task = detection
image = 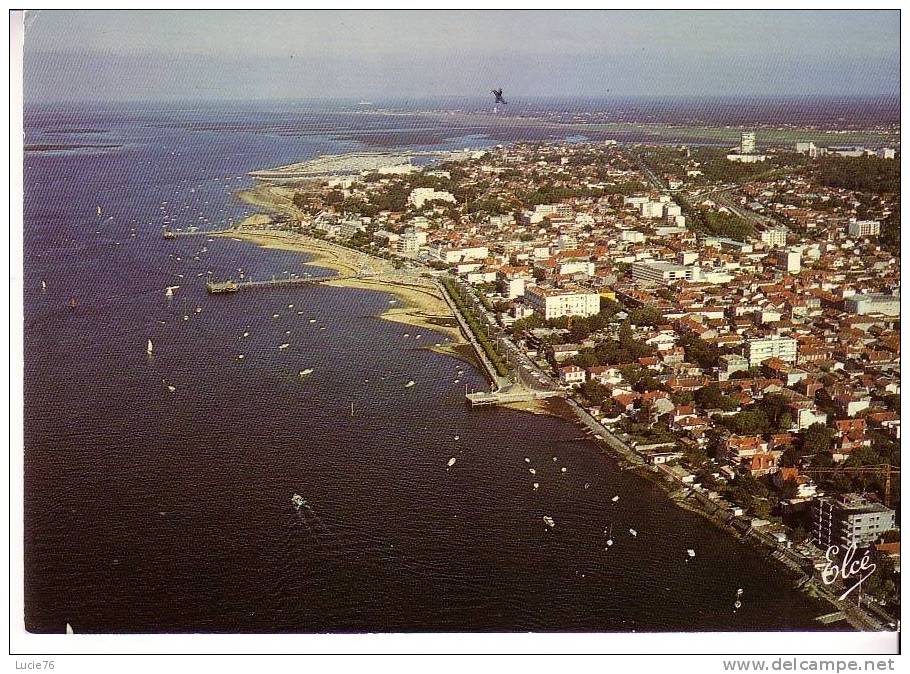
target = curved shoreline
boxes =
[223,196,867,631]
[215,229,467,348]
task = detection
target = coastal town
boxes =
[231,132,900,628]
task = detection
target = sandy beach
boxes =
[215,229,467,347]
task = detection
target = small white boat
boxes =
[403,333,409,338]
[291,493,306,510]
[165,286,175,297]
[524,458,530,463]
[167,385,176,393]
[612,495,620,503]
[629,528,637,537]
[404,380,415,388]
[454,435,460,441]
[242,332,249,338]
[415,334,422,339]
[309,319,317,323]
[299,368,314,377]
[543,515,556,528]
[528,468,536,475]
[41,280,47,291]
[272,314,280,319]
[146,339,154,355]
[194,307,202,314]
[687,549,696,558]
[447,457,457,468]
[237,355,244,360]
[288,304,294,309]
[278,343,290,350]
[560,467,567,473]
[66,622,74,634]
[532,482,539,490]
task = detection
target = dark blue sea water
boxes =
[24,104,837,633]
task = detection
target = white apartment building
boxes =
[524,286,601,320]
[631,261,700,286]
[847,219,881,237]
[745,337,798,367]
[520,203,573,225]
[844,293,900,317]
[640,201,665,219]
[620,230,646,243]
[432,245,489,264]
[559,260,595,277]
[397,227,426,256]
[776,249,801,274]
[740,131,756,154]
[501,277,526,300]
[760,228,788,248]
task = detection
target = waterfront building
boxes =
[524,285,601,320]
[813,493,896,549]
[745,336,798,367]
[558,365,586,387]
[431,245,489,264]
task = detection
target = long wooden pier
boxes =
[206,272,372,294]
[163,227,235,239]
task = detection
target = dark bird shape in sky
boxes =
[491,88,508,104]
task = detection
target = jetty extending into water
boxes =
[163,227,235,239]
[206,272,373,294]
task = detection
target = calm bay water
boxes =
[24,104,836,633]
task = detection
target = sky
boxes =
[22,10,900,102]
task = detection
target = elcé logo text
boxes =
[820,542,876,601]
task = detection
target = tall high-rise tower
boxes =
[740,131,756,154]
